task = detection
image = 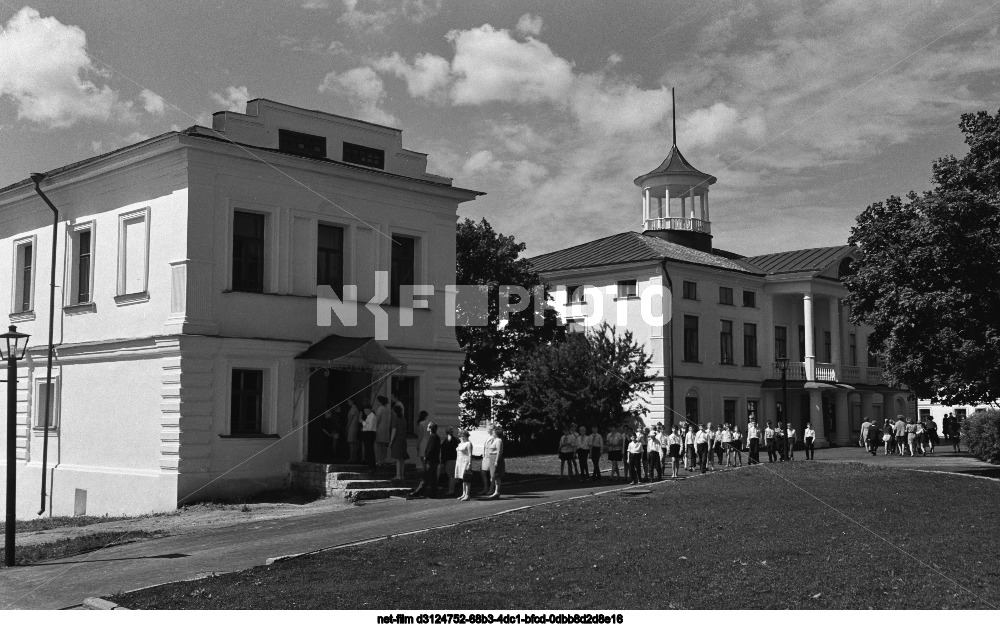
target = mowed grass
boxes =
[1,530,165,566]
[109,463,1000,610]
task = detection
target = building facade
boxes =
[0,99,479,518]
[529,144,910,446]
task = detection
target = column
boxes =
[664,188,671,219]
[829,297,841,372]
[834,390,850,445]
[703,193,710,224]
[809,388,827,447]
[803,293,815,380]
[643,188,649,224]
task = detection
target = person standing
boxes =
[487,427,505,499]
[860,417,872,450]
[905,418,918,457]
[667,426,683,478]
[559,425,577,480]
[481,427,497,495]
[415,410,430,472]
[408,422,441,498]
[882,419,893,455]
[722,424,733,467]
[576,425,591,480]
[455,430,474,501]
[374,396,391,466]
[786,423,797,460]
[389,405,409,481]
[441,427,459,495]
[927,416,939,453]
[627,432,643,485]
[684,425,697,472]
[361,403,377,471]
[705,423,716,471]
[606,425,624,481]
[866,419,880,456]
[765,421,777,463]
[747,420,760,465]
[346,399,361,463]
[731,424,743,467]
[590,426,604,480]
[695,424,710,473]
[646,426,663,482]
[894,415,907,456]
[776,422,787,461]
[804,423,816,460]
[713,424,725,466]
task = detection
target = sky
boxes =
[0,0,998,257]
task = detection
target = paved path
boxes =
[1,444,993,610]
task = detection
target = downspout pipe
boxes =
[660,259,675,429]
[29,172,58,516]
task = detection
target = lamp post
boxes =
[3,324,31,567]
[775,357,789,459]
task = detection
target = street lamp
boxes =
[2,325,30,567]
[775,356,790,461]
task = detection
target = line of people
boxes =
[860,414,958,456]
[558,420,819,483]
[408,423,506,500]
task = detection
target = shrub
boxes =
[962,409,1000,465]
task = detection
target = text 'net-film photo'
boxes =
[0,0,999,617]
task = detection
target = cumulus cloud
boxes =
[515,13,544,37]
[0,7,135,128]
[140,89,165,115]
[338,0,442,33]
[319,66,398,126]
[374,52,451,102]
[210,85,250,112]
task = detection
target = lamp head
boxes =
[0,325,30,361]
[775,357,789,371]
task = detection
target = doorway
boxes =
[306,369,372,463]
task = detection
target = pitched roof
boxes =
[633,145,717,186]
[527,231,757,274]
[740,245,856,275]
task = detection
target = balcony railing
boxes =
[643,217,711,233]
[773,362,885,384]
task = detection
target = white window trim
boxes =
[33,374,61,431]
[116,207,151,301]
[66,220,96,307]
[11,234,37,316]
[227,203,278,293]
[224,360,277,437]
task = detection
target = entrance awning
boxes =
[296,335,406,373]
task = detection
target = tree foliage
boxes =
[455,218,564,425]
[845,109,1000,406]
[500,322,654,436]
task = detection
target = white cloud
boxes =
[569,75,672,135]
[319,66,398,126]
[140,89,165,115]
[0,7,135,128]
[448,25,575,105]
[210,85,250,113]
[515,13,544,37]
[374,52,451,102]
[338,0,442,33]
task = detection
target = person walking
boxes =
[882,419,894,455]
[786,423,797,460]
[455,430,473,501]
[865,419,880,456]
[860,417,872,450]
[713,424,725,466]
[804,423,816,460]
[894,415,907,456]
[747,420,760,465]
[915,420,927,455]
[576,425,591,480]
[765,421,777,463]
[927,416,939,453]
[704,423,716,471]
[415,410,430,472]
[408,422,441,498]
[627,432,643,485]
[905,418,918,457]
[389,405,409,481]
[606,425,624,481]
[722,424,733,467]
[667,426,683,478]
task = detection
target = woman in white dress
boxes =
[480,427,496,495]
[455,430,474,501]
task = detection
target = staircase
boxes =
[289,462,417,500]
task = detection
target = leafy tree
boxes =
[845,109,1000,406]
[500,322,654,437]
[455,218,564,425]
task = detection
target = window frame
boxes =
[278,128,327,159]
[616,279,637,299]
[719,286,733,305]
[682,280,697,300]
[683,315,699,362]
[723,399,737,426]
[565,285,586,305]
[116,207,151,301]
[32,375,60,431]
[742,290,756,308]
[316,222,345,299]
[743,322,758,367]
[66,221,96,306]
[343,142,385,169]
[719,319,734,365]
[11,235,36,315]
[231,209,267,294]
[229,367,266,436]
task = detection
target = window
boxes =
[747,399,759,423]
[774,326,787,359]
[719,286,733,305]
[278,129,326,158]
[743,323,758,366]
[720,320,734,365]
[682,280,697,300]
[798,325,806,362]
[824,331,832,362]
[742,290,756,308]
[232,211,265,293]
[849,333,857,366]
[14,239,34,313]
[919,409,931,421]
[867,339,879,367]
[33,379,59,429]
[317,223,344,298]
[118,210,149,297]
[617,280,637,299]
[724,399,736,426]
[566,318,586,334]
[683,315,699,362]
[955,409,967,422]
[343,142,385,169]
[68,225,94,305]
[231,369,264,435]
[390,235,416,307]
[685,397,699,424]
[566,285,585,304]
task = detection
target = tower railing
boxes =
[643,217,711,233]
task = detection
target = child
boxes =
[558,426,576,480]
[606,425,623,480]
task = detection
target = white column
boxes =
[834,390,850,445]
[680,194,686,219]
[643,188,650,224]
[803,293,815,380]
[664,188,671,219]
[829,297,841,371]
[703,193,710,224]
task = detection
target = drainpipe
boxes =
[29,173,59,516]
[660,259,675,429]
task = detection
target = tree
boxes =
[845,109,1000,407]
[500,322,654,438]
[455,218,564,425]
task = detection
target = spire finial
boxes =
[672,87,677,147]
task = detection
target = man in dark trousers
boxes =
[409,422,441,498]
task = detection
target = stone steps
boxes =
[346,487,417,500]
[289,461,421,500]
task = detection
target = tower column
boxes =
[643,188,650,224]
[803,293,815,380]
[703,193,709,224]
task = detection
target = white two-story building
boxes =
[529,143,910,447]
[0,99,480,518]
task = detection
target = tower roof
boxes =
[634,144,717,187]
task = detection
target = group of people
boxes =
[558,419,819,484]
[408,422,506,501]
[322,395,412,473]
[860,414,959,456]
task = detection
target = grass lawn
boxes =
[109,463,999,610]
[11,515,136,533]
[1,530,165,567]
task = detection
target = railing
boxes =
[865,367,885,383]
[815,363,837,381]
[773,362,807,380]
[841,365,861,382]
[643,217,711,233]
[771,362,884,384]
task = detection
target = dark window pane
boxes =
[774,326,787,359]
[719,286,733,305]
[278,129,327,158]
[744,323,758,366]
[682,281,697,300]
[20,243,32,312]
[78,230,91,303]
[317,224,344,297]
[343,142,385,169]
[742,290,756,307]
[233,211,265,293]
[683,315,699,362]
[617,280,636,298]
[231,369,264,434]
[798,325,806,362]
[390,235,416,306]
[720,320,733,364]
